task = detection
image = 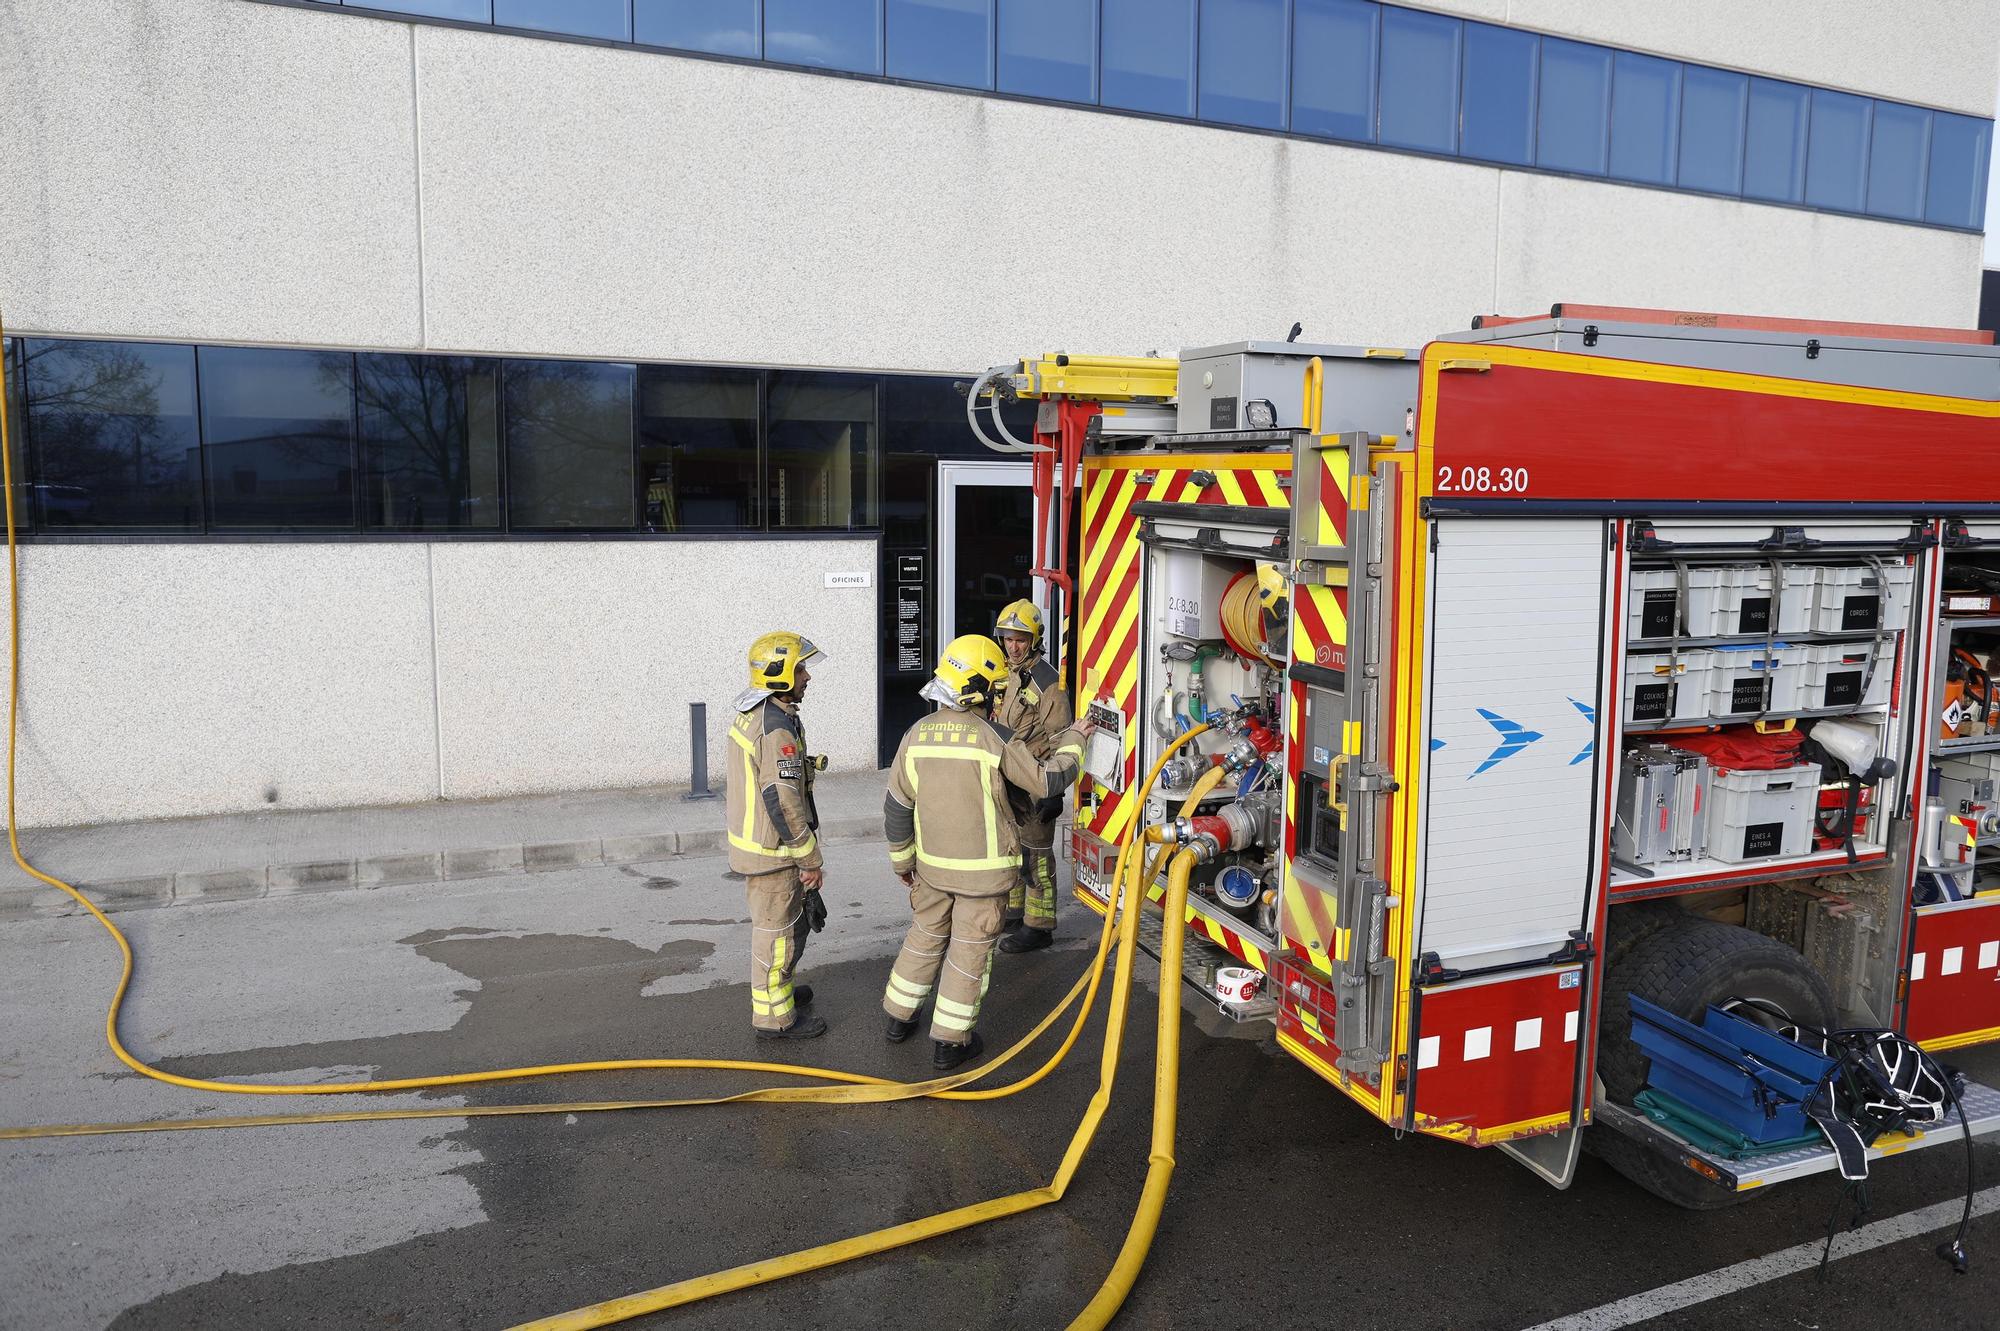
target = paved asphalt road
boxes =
[2,835,1995,1330]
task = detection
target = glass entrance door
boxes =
[937,461,1035,659]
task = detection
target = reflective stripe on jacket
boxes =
[882,708,1085,896]
[725,697,822,875]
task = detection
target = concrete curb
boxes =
[0,818,882,923]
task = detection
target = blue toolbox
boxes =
[1629,996,1837,1144]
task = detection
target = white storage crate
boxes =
[1800,641,1892,711]
[1705,643,1807,718]
[1810,563,1915,634]
[1706,762,1822,862]
[1627,565,1816,641]
[1623,651,1709,725]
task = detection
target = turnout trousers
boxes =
[882,876,1007,1046]
[1004,808,1059,932]
[745,866,810,1031]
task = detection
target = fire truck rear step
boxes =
[1134,907,1276,1022]
[1593,1078,2000,1191]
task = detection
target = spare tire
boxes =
[1597,914,1836,1106]
[1590,915,1836,1210]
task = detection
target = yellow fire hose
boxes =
[0,314,1212,1326]
[507,778,1222,1331]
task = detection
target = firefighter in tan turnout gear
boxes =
[990,599,1073,955]
[881,635,1091,1070]
[726,631,832,1041]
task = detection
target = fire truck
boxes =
[966,306,2000,1207]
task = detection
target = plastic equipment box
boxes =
[1800,641,1893,711]
[1623,651,1710,725]
[1705,644,1807,718]
[1811,563,1915,634]
[1628,565,1817,641]
[1707,762,1822,862]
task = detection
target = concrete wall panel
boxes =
[1492,173,1985,329]
[0,0,422,348]
[428,541,878,799]
[12,545,438,828]
[415,28,1505,370]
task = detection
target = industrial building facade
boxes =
[0,0,1992,826]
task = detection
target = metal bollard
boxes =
[684,702,720,801]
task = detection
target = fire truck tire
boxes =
[1596,914,1836,1107]
[1603,899,1688,970]
[1588,1128,1746,1211]
[1589,915,1836,1210]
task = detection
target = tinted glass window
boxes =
[1377,7,1459,153]
[1677,65,1746,195]
[638,364,758,532]
[766,0,881,73]
[199,347,355,530]
[493,0,630,40]
[503,360,635,529]
[1536,38,1610,174]
[887,0,991,89]
[1101,0,1194,117]
[1459,22,1536,165]
[1927,112,1993,229]
[357,354,502,532]
[1865,101,1929,220]
[1291,0,1377,142]
[1198,0,1286,130]
[767,373,876,530]
[1743,78,1808,202]
[1608,51,1679,184]
[1,339,27,532]
[634,0,757,56]
[353,0,493,19]
[996,0,1092,102]
[23,340,199,531]
[1805,89,1870,212]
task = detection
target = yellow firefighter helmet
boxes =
[745,630,824,693]
[1256,562,1287,611]
[994,598,1044,646]
[924,634,1011,709]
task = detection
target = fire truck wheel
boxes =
[1588,1127,1747,1211]
[1589,914,1836,1208]
[1595,913,1836,1108]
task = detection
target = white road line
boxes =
[1519,1185,2000,1331]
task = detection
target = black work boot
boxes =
[932,1031,985,1071]
[756,1013,828,1041]
[885,1014,919,1043]
[999,916,1024,935]
[999,927,1053,954]
[792,984,814,1009]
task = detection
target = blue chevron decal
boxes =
[1568,697,1596,766]
[1430,738,1446,752]
[1471,708,1543,776]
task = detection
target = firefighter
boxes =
[990,598,1073,955]
[726,630,831,1041]
[881,634,1092,1070]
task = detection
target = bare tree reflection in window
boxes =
[23,339,200,529]
[356,354,501,530]
[504,359,635,530]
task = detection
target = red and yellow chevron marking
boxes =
[1315,447,1351,546]
[1072,454,1293,849]
[1291,582,1349,672]
[1142,880,1269,971]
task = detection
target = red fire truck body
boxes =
[984,309,2000,1199]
